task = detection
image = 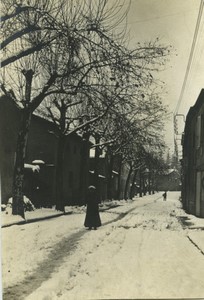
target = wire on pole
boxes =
[174,0,204,115]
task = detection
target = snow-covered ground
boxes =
[1,192,204,300]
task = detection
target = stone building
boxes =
[0,95,89,207]
[181,89,204,217]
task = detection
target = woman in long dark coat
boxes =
[84,185,101,230]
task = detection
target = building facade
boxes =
[181,89,204,217]
[0,95,136,208]
[0,96,90,206]
[156,168,181,192]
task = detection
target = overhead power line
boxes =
[174,0,204,114]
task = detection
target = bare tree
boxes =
[99,87,168,200]
[0,0,131,215]
[1,0,171,216]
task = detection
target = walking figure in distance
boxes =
[163,191,167,201]
[84,185,101,230]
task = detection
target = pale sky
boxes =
[125,0,204,151]
[1,0,203,153]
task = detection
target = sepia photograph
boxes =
[1,0,204,299]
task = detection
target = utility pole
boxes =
[173,114,185,167]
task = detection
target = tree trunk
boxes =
[148,171,151,195]
[130,169,137,199]
[124,165,132,200]
[93,135,101,202]
[79,133,90,205]
[152,172,155,194]
[116,156,123,199]
[107,153,114,200]
[12,69,34,218]
[139,169,143,197]
[93,136,100,187]
[55,135,66,212]
[143,175,146,196]
[12,108,31,218]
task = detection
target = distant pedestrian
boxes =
[163,191,167,201]
[84,185,101,230]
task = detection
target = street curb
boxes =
[1,205,118,228]
[1,211,73,228]
[1,196,163,228]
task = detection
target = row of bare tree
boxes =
[1,0,171,218]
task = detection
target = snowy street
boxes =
[2,192,204,300]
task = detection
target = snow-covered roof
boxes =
[163,168,180,176]
[89,170,106,178]
[32,160,45,165]
[24,164,40,173]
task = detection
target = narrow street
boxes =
[2,192,204,300]
[1,1,204,300]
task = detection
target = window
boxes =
[201,113,204,145]
[196,115,201,149]
[69,171,73,188]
